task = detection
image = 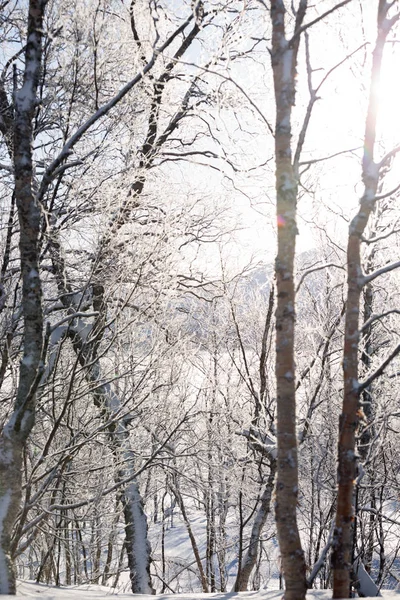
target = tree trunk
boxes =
[0,438,25,594]
[355,242,377,582]
[46,240,155,594]
[332,3,395,596]
[122,479,154,594]
[0,0,47,592]
[70,330,155,594]
[270,2,307,598]
[235,459,276,591]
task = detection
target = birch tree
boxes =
[267,1,374,597]
[0,0,47,593]
[270,2,308,597]
[332,2,400,597]
[0,0,241,591]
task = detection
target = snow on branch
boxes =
[237,428,277,459]
[359,506,400,527]
[296,262,345,293]
[361,308,400,333]
[362,223,400,244]
[37,11,198,203]
[374,181,400,201]
[362,259,400,285]
[307,518,335,587]
[49,311,98,332]
[358,341,400,392]
[176,60,273,134]
[19,417,188,536]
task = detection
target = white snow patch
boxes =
[355,560,382,597]
[286,451,295,468]
[280,173,294,191]
[72,317,93,342]
[15,578,400,599]
[41,325,68,383]
[364,160,379,181]
[279,115,290,129]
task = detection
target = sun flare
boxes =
[376,47,400,145]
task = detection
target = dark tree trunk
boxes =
[0,1,47,592]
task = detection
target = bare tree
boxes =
[0,0,234,591]
[270,2,308,597]
[332,2,400,597]
[0,0,47,593]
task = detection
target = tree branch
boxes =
[37,12,197,203]
[290,0,353,43]
[362,259,400,285]
[358,341,400,392]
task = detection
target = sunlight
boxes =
[377,45,400,146]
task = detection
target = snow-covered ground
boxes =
[8,581,400,599]
[15,493,400,598]
[15,506,400,599]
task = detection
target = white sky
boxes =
[218,0,400,269]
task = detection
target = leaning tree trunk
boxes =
[67,321,155,594]
[332,2,398,596]
[119,459,155,594]
[270,2,308,599]
[235,459,277,591]
[42,32,207,586]
[40,233,155,593]
[0,0,47,593]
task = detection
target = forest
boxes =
[0,0,400,598]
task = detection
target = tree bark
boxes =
[122,478,154,594]
[270,2,307,599]
[0,0,47,593]
[332,2,398,596]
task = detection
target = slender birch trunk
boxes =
[0,1,47,593]
[332,2,399,596]
[170,482,209,593]
[270,2,307,598]
[235,459,276,591]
